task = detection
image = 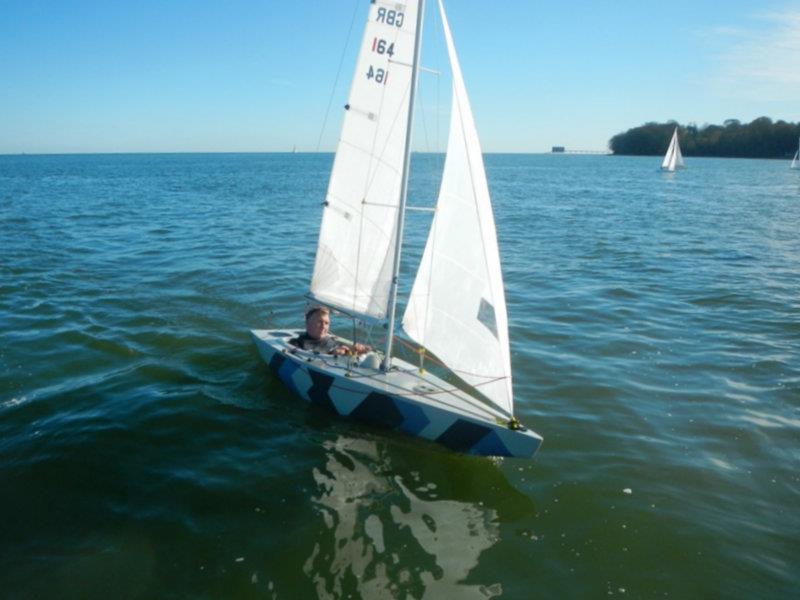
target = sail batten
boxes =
[402,0,514,416]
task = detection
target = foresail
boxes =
[402,0,513,416]
[792,140,799,169]
[310,1,419,319]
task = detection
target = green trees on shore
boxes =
[610,117,800,158]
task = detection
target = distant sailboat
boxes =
[791,137,799,169]
[661,127,684,172]
[251,0,542,458]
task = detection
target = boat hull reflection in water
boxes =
[303,436,505,598]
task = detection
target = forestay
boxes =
[402,0,514,417]
[310,1,419,320]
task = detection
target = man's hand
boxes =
[332,343,372,356]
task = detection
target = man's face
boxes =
[306,311,330,340]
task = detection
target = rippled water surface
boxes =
[1,153,798,598]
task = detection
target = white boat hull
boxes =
[251,329,542,458]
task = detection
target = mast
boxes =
[382,0,426,371]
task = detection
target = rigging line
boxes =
[418,72,432,153]
[363,201,433,211]
[413,184,437,358]
[327,379,498,418]
[316,0,362,152]
[394,336,509,381]
[283,344,507,418]
[324,380,501,422]
[415,99,440,356]
[435,3,442,158]
[362,82,412,197]
[412,0,443,358]
[300,360,505,420]
[415,4,442,156]
[334,139,403,176]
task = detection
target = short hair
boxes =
[305,306,330,321]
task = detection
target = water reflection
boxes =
[303,436,504,599]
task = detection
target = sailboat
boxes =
[661,126,685,172]
[251,0,543,458]
[791,137,799,169]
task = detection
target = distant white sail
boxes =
[661,127,683,172]
[791,137,799,169]
[310,1,420,319]
[402,0,513,416]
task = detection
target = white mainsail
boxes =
[310,1,420,320]
[402,0,513,416]
[661,127,684,171]
[791,137,799,169]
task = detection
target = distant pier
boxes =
[552,146,611,155]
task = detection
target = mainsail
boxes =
[310,1,420,320]
[661,127,684,172]
[402,0,513,416]
[791,137,799,169]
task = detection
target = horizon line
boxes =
[0,150,597,157]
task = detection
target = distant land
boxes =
[610,117,800,159]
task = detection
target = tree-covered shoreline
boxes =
[610,118,800,159]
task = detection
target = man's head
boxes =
[305,306,331,340]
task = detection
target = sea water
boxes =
[1,153,798,598]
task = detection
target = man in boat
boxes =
[290,306,370,356]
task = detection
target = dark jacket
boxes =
[289,333,341,353]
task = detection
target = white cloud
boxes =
[709,9,800,101]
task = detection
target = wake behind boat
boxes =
[251,0,543,458]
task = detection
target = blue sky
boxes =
[1,0,798,154]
